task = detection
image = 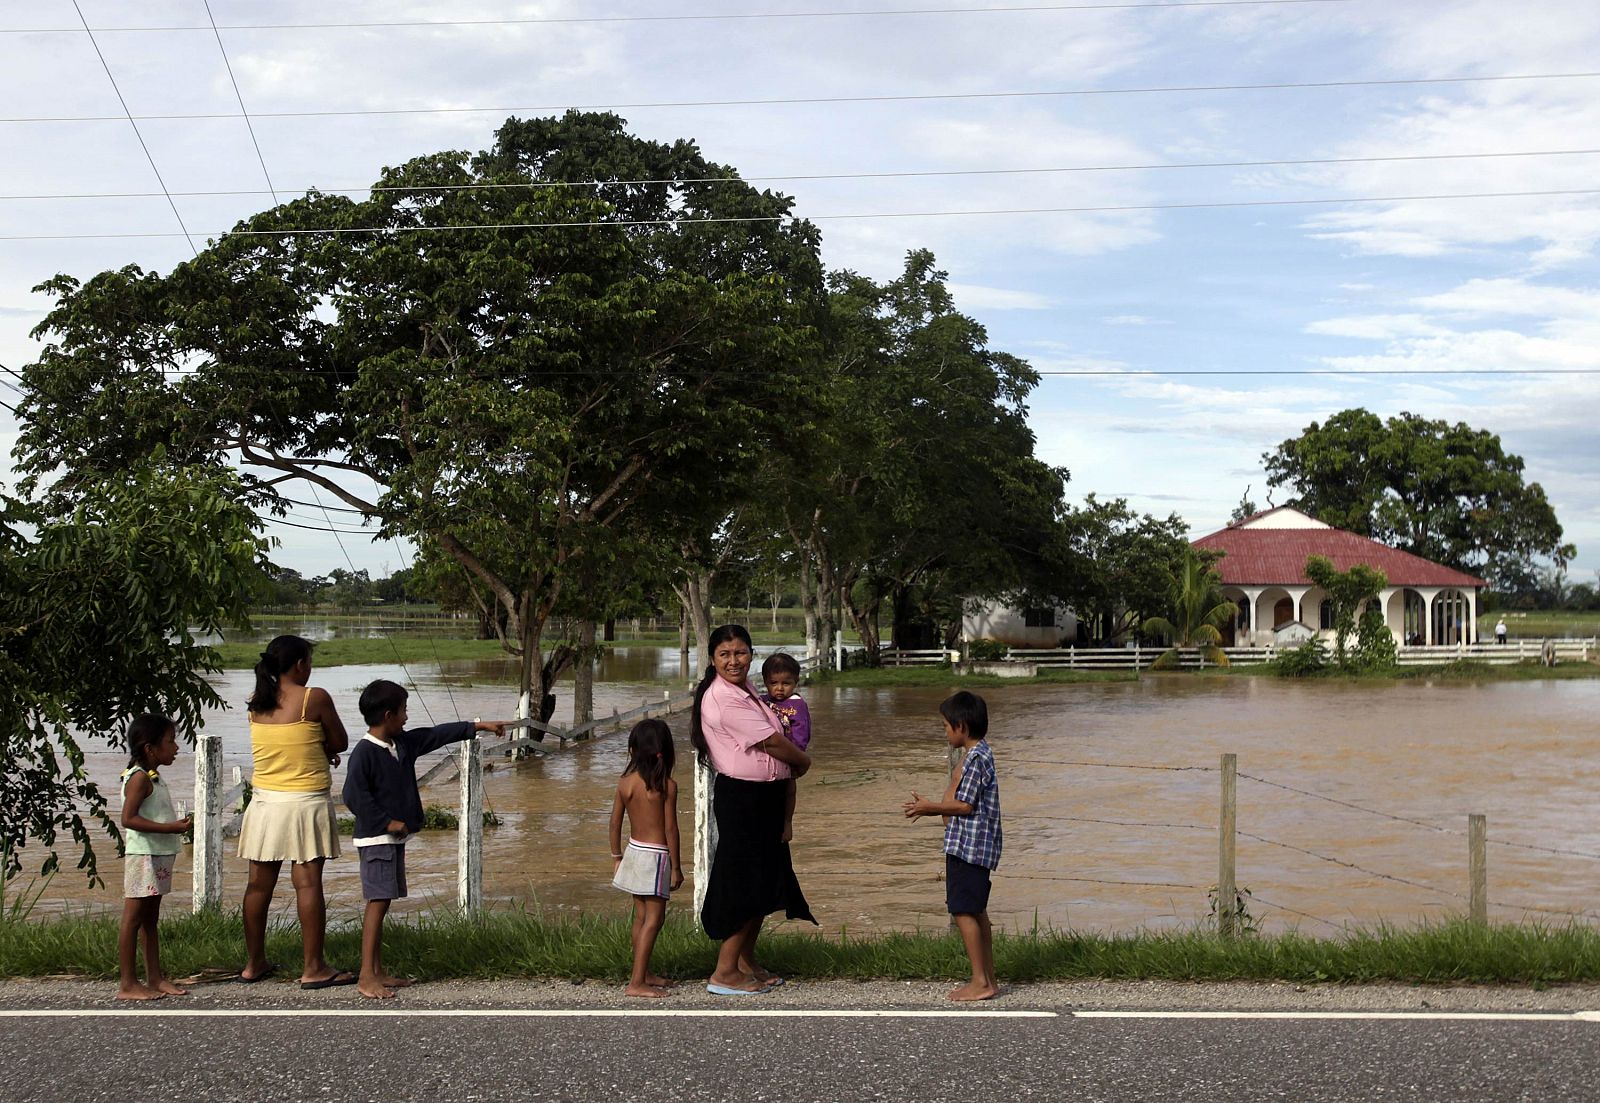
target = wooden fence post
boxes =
[458,722,484,914]
[693,757,716,929]
[1468,813,1488,925]
[1218,752,1237,937]
[192,734,223,913]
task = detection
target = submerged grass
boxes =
[5,910,1600,985]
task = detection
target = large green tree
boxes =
[16,112,824,721]
[1054,495,1192,644]
[1141,547,1235,669]
[1263,409,1569,589]
[2,464,264,883]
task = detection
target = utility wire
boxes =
[9,186,1599,241]
[8,70,1599,124]
[204,0,278,205]
[4,0,1360,33]
[6,147,1599,201]
[67,0,195,256]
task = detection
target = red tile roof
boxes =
[1193,525,1486,588]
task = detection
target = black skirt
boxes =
[699,774,817,940]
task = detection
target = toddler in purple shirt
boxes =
[760,652,811,843]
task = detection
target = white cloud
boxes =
[1101,314,1170,326]
[946,283,1053,311]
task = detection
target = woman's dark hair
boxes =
[358,679,408,727]
[761,651,801,680]
[625,718,676,793]
[688,623,755,766]
[939,690,989,741]
[247,634,313,714]
[127,712,176,769]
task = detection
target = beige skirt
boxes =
[236,788,341,863]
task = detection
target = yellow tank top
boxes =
[249,687,330,792]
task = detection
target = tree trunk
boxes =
[799,548,818,658]
[573,620,596,727]
[516,609,548,749]
[814,555,835,668]
[673,573,714,665]
[847,588,882,666]
[603,617,615,643]
[770,577,780,634]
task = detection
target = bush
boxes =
[967,639,1010,661]
[1274,638,1328,677]
[1353,607,1398,671]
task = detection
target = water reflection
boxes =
[26,655,1600,938]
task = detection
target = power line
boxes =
[67,0,195,256]
[6,147,1599,202]
[0,0,1361,34]
[8,185,1600,242]
[204,0,278,205]
[8,70,1598,124]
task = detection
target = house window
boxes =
[1319,599,1335,630]
[1022,607,1056,628]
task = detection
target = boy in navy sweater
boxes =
[343,679,507,999]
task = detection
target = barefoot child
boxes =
[903,691,1001,1002]
[608,718,684,998]
[760,652,810,844]
[342,679,508,1000]
[118,713,193,1001]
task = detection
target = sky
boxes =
[3,0,1600,580]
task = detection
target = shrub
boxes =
[1274,638,1328,677]
[1353,607,1398,671]
[968,639,1011,661]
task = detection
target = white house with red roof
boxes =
[1193,507,1487,647]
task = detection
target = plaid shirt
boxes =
[943,739,1002,870]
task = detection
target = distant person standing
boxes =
[1495,618,1508,645]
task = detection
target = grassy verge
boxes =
[1478,611,1600,639]
[1218,659,1600,682]
[811,667,1138,689]
[5,910,1600,984]
[212,638,511,669]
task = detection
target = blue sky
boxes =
[3,0,1599,579]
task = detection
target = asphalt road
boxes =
[1,981,1596,1102]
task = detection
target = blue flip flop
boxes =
[706,982,770,996]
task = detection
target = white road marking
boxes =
[1073,1010,1596,1022]
[0,1008,1058,1019]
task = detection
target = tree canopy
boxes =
[1262,409,1569,590]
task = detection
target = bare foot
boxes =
[358,978,396,1000]
[645,973,675,988]
[378,974,415,988]
[115,984,166,1002]
[947,983,999,1002]
[624,982,669,998]
[154,979,189,997]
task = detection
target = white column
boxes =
[1422,589,1438,646]
[1375,588,1397,644]
[1243,589,1263,645]
[457,729,484,913]
[192,734,223,913]
[1467,589,1479,644]
[1289,587,1311,626]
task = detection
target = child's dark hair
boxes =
[689,623,755,765]
[626,718,676,793]
[358,679,408,727]
[247,634,313,713]
[127,713,176,769]
[761,652,801,680]
[939,691,989,741]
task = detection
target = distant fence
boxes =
[882,639,1596,671]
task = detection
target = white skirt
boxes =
[236,788,341,863]
[612,839,671,899]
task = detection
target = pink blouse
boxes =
[701,673,790,782]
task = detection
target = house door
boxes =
[1273,598,1294,628]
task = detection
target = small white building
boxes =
[1193,507,1487,647]
[961,599,1078,648]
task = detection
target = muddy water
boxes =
[26,661,1600,936]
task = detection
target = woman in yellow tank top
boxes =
[235,635,355,989]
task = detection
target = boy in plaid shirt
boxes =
[904,691,1001,1001]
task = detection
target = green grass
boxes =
[1219,659,1600,682]
[5,910,1600,984]
[1480,610,1600,639]
[811,667,1138,689]
[212,638,518,669]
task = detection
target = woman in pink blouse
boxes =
[691,624,815,995]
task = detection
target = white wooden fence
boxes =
[882,639,1596,670]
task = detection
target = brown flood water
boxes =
[26,658,1600,936]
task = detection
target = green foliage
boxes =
[1141,547,1234,667]
[1264,409,1568,591]
[1274,638,1330,677]
[0,465,265,884]
[967,639,1011,661]
[1055,494,1191,643]
[334,805,494,834]
[1304,555,1387,669]
[1354,606,1398,671]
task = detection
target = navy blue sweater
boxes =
[341,721,475,840]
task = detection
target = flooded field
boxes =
[24,654,1600,936]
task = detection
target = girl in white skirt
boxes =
[608,718,683,998]
[118,713,193,1001]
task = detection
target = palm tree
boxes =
[1141,548,1236,669]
